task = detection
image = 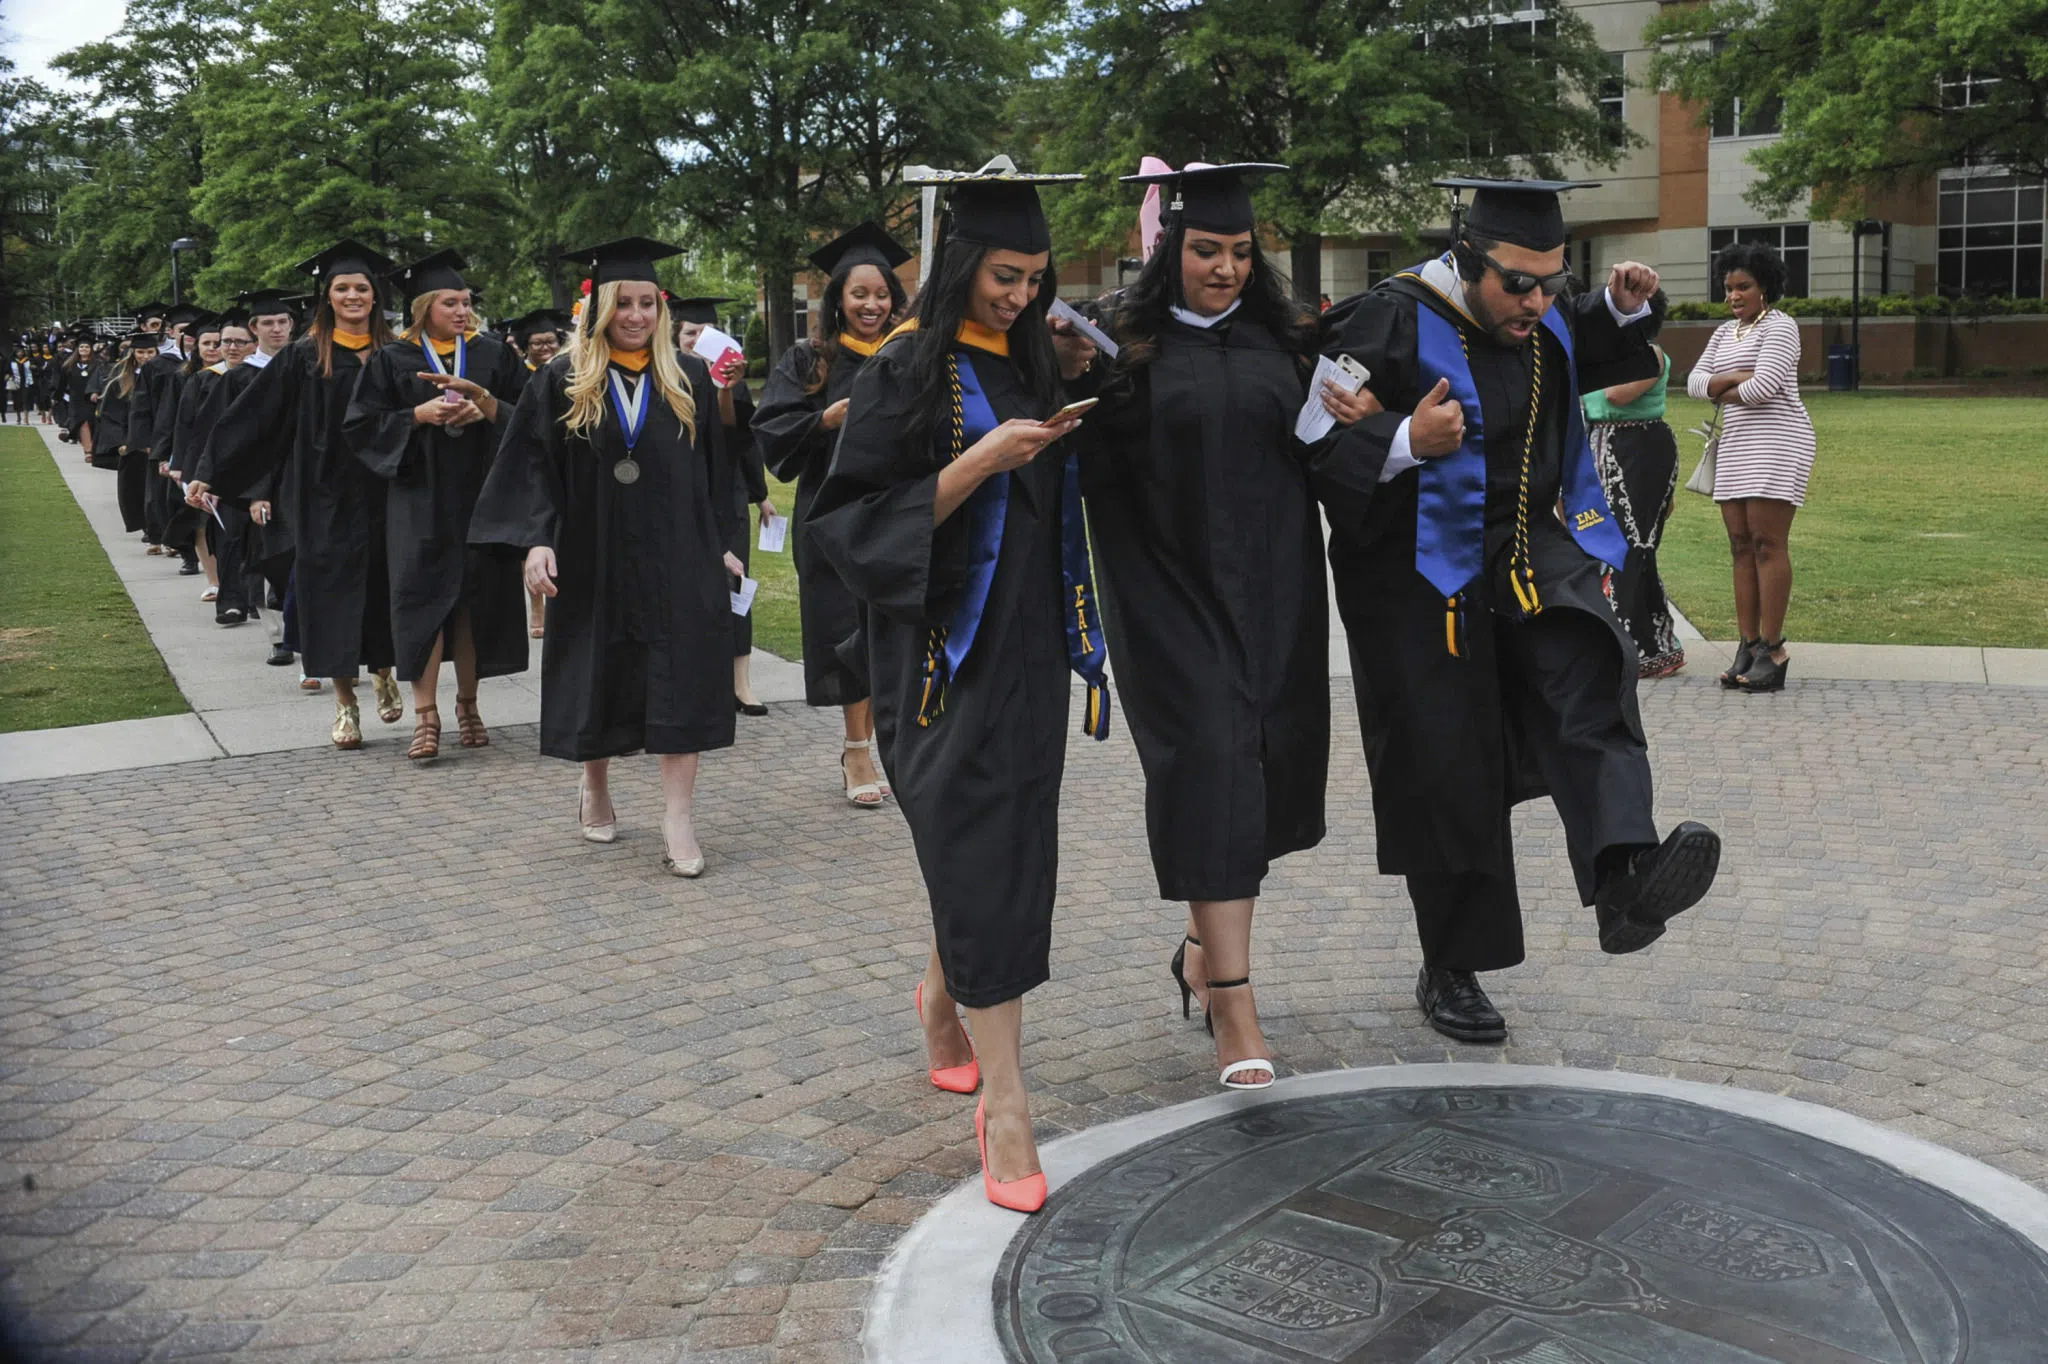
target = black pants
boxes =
[212,513,254,617]
[1405,607,1657,973]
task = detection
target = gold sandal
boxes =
[455,695,488,748]
[332,701,363,750]
[408,705,441,761]
[372,671,404,724]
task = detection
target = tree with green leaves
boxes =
[579,0,1030,355]
[1648,0,2048,220]
[1028,0,1631,303]
[190,0,512,298]
[0,54,73,330]
[48,0,244,311]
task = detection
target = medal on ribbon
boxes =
[607,367,649,484]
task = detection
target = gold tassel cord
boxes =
[917,356,969,726]
[1509,335,1545,618]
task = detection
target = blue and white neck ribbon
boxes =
[606,369,649,452]
[420,331,466,381]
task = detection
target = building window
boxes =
[1365,250,1394,287]
[1598,54,1627,148]
[1938,174,2044,298]
[1710,96,1781,139]
[792,292,810,337]
[1709,225,1809,300]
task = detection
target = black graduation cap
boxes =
[163,304,208,330]
[390,249,469,306]
[908,162,1084,255]
[668,295,730,326]
[129,302,170,324]
[295,238,398,286]
[808,221,911,279]
[514,308,573,342]
[236,288,295,318]
[559,237,684,287]
[126,329,161,347]
[187,311,224,335]
[217,306,252,331]
[1119,162,1288,235]
[1435,177,1600,252]
[282,293,317,318]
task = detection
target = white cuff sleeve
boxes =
[1380,418,1422,483]
[1605,286,1652,327]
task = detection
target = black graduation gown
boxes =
[198,360,294,573]
[132,353,188,545]
[807,334,1070,1009]
[753,340,873,706]
[1077,314,1329,903]
[92,383,131,474]
[163,367,225,549]
[468,352,737,761]
[60,362,95,437]
[1312,277,1661,968]
[343,335,530,683]
[723,381,765,659]
[208,336,395,678]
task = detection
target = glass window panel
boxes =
[1745,97,1783,135]
[1964,251,2015,296]
[1785,224,1809,247]
[1738,225,1778,245]
[2017,249,2043,298]
[1784,253,1809,298]
[1967,189,2016,223]
[2018,188,2044,221]
[1966,224,2016,248]
[1711,103,1735,138]
[1939,227,1963,249]
[1938,253,1961,291]
[2021,222,2044,246]
[1710,229,1734,252]
[1939,191,1964,225]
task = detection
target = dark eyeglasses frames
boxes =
[1474,248,1573,297]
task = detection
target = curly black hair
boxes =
[1714,241,1787,302]
[1110,218,1316,367]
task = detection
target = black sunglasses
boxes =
[1471,247,1573,297]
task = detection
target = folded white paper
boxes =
[730,575,759,617]
[692,326,745,388]
[1294,355,1369,445]
[757,512,788,554]
[1049,298,1119,360]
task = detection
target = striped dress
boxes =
[1686,310,1815,505]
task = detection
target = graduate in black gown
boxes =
[94,338,148,479]
[191,240,406,749]
[670,296,773,716]
[344,250,530,761]
[196,291,301,659]
[64,339,106,456]
[808,165,1106,1214]
[189,309,259,626]
[753,222,910,806]
[509,308,574,638]
[469,237,740,877]
[164,314,230,603]
[1074,163,1372,1090]
[1311,179,1721,1042]
[134,305,204,569]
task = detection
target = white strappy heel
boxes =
[842,738,884,808]
[1208,976,1276,1090]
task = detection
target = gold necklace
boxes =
[1733,309,1768,341]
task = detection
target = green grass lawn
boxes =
[1656,393,2048,648]
[748,474,803,661]
[0,428,187,732]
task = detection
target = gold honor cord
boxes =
[1509,336,1545,619]
[916,354,968,727]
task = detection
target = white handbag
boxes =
[1683,406,1719,497]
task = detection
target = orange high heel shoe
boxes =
[975,1097,1047,1214]
[914,982,980,1094]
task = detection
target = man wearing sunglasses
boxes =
[1309,178,1721,1045]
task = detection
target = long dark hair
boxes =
[1112,218,1315,367]
[899,241,1062,452]
[804,263,909,395]
[311,274,395,377]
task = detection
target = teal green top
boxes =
[1582,348,1669,422]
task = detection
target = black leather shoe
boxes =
[1596,822,1721,954]
[266,644,295,667]
[177,561,201,576]
[1416,967,1506,1043]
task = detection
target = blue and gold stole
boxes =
[894,319,1111,739]
[1401,254,1628,654]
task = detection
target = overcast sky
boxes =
[4,0,127,89]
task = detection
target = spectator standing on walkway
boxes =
[344,251,530,761]
[193,240,407,750]
[1687,241,1813,693]
[808,167,1105,1216]
[469,237,740,878]
[753,221,912,805]
[1585,289,1684,677]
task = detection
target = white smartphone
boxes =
[1334,354,1372,389]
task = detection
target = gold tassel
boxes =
[1445,595,1462,657]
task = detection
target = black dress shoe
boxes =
[1415,966,1506,1043]
[1596,821,1722,955]
[217,608,246,626]
[734,697,769,717]
[266,644,295,667]
[177,561,201,576]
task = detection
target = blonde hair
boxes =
[564,281,696,443]
[116,347,148,398]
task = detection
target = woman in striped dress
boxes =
[1687,241,1813,692]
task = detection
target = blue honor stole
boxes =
[1407,262,1627,654]
[916,346,1111,739]
[420,331,467,381]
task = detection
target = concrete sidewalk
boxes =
[1,425,806,783]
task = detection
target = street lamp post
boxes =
[169,237,200,306]
[1849,219,1886,391]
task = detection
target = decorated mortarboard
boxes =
[667,295,731,326]
[1434,177,1600,252]
[236,288,296,317]
[295,238,398,286]
[1119,162,1287,235]
[559,237,684,287]
[908,159,1083,255]
[808,221,911,278]
[390,249,468,306]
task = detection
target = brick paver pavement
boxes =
[3,676,2045,1363]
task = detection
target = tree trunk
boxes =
[764,262,796,362]
[1289,231,1323,309]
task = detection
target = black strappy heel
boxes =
[1737,638,1790,692]
[1169,934,1201,1020]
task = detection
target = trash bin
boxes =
[1827,343,1857,391]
